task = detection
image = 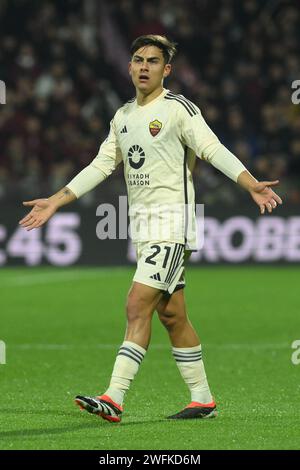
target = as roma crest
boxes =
[149,119,162,137]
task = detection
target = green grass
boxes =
[0,266,299,450]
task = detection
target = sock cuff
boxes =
[122,341,147,355]
[172,345,202,353]
[172,345,202,363]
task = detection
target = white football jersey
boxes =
[90,88,223,249]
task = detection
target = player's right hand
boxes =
[19,198,57,231]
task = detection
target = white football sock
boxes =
[172,345,213,404]
[104,340,146,405]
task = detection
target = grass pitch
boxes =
[0,266,299,450]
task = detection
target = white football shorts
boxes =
[133,241,190,294]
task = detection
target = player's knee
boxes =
[158,309,182,332]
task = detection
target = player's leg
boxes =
[75,281,163,422]
[156,288,199,347]
[124,281,164,349]
[103,281,163,404]
[156,289,217,419]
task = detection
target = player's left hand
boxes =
[249,180,283,214]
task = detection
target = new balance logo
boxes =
[120,125,127,133]
[150,273,161,281]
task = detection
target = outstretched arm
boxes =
[19,115,122,231]
[203,146,283,214]
[237,170,282,214]
[180,103,283,214]
[19,187,77,231]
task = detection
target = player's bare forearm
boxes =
[19,187,77,231]
[48,187,77,209]
[237,170,283,214]
[237,170,258,192]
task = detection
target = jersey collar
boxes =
[135,88,169,109]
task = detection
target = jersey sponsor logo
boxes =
[149,119,162,137]
[127,145,145,169]
[127,173,150,185]
[120,125,127,133]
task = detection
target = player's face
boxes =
[129,46,171,94]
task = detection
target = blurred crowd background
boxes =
[0,0,299,207]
